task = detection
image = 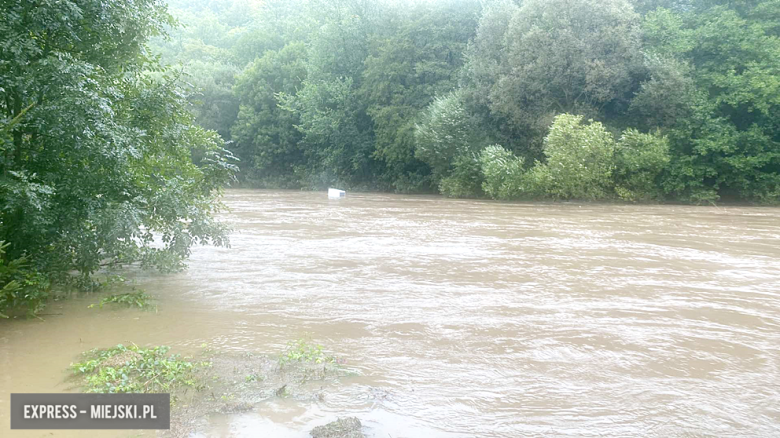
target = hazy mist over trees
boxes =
[151,0,780,204]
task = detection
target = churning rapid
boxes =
[2,189,780,437]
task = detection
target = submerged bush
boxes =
[89,291,156,310]
[536,114,616,200]
[476,114,672,202]
[439,154,484,198]
[614,129,670,201]
[0,241,49,318]
[480,115,616,201]
[479,145,527,200]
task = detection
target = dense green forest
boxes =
[153,0,780,203]
[1,0,779,316]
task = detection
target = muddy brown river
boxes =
[2,189,780,437]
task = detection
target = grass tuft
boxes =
[278,338,337,366]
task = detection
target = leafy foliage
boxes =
[532,115,617,201]
[462,0,642,160]
[89,291,156,310]
[71,344,200,397]
[439,154,484,198]
[478,115,670,202]
[0,242,49,318]
[639,3,780,203]
[279,338,336,366]
[0,0,237,314]
[232,42,308,187]
[414,91,484,186]
[360,0,480,191]
[479,145,527,201]
[614,129,671,201]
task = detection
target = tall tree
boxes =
[232,42,308,187]
[278,0,380,189]
[637,2,780,202]
[463,0,643,159]
[360,0,481,192]
[0,0,237,291]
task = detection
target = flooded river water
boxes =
[2,189,780,437]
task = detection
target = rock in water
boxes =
[310,417,364,438]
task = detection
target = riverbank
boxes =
[62,338,365,437]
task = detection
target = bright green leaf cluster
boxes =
[70,344,199,397]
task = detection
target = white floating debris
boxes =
[328,188,346,199]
